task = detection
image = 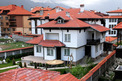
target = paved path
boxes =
[0,65,18,70]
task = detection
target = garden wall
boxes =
[80,50,116,81]
[0,46,34,59]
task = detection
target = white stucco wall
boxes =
[31,20,35,34]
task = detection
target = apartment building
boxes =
[105,9,122,36]
[27,5,109,64]
[0,5,32,36]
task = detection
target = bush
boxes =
[19,62,22,68]
[6,58,10,63]
[12,59,16,65]
[34,63,37,69]
[24,62,27,67]
[98,76,109,81]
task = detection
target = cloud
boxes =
[30,0,106,8]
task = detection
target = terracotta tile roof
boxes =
[0,5,16,10]
[106,36,117,42]
[26,35,43,44]
[0,68,60,81]
[104,16,122,18]
[37,16,90,28]
[113,22,122,29]
[31,7,52,13]
[7,6,32,16]
[39,40,65,47]
[52,73,80,81]
[55,6,67,10]
[90,24,110,32]
[107,9,122,13]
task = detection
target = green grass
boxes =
[0,58,21,68]
[0,39,12,42]
[0,67,17,73]
[1,41,33,51]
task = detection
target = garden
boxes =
[0,38,32,51]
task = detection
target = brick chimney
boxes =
[80,4,84,12]
[21,5,24,8]
[11,4,16,11]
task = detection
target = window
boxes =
[3,28,6,31]
[0,16,3,20]
[29,28,31,31]
[57,19,64,23]
[47,48,53,56]
[13,28,15,31]
[65,34,71,42]
[64,48,70,56]
[29,22,31,25]
[5,17,8,20]
[1,22,3,26]
[109,19,117,22]
[109,24,116,29]
[96,45,98,53]
[6,22,9,26]
[36,46,41,53]
[7,28,10,31]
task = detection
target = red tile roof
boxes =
[31,7,52,13]
[37,16,90,28]
[39,40,65,47]
[8,6,32,16]
[52,73,80,81]
[113,22,122,30]
[0,68,60,81]
[106,36,117,42]
[107,9,122,13]
[26,35,43,44]
[0,5,16,10]
[90,24,110,32]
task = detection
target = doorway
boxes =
[56,47,61,60]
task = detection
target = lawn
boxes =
[0,67,17,73]
[0,58,21,68]
[0,41,32,51]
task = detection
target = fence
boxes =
[80,50,116,81]
[0,46,33,59]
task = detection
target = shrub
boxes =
[24,62,27,67]
[19,62,22,68]
[12,59,16,65]
[34,63,37,69]
[6,58,10,63]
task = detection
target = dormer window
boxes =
[57,19,64,24]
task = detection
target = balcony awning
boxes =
[39,40,65,47]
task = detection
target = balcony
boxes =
[87,39,100,45]
[9,19,16,21]
[9,25,17,27]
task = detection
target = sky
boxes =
[0,0,122,13]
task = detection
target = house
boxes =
[104,9,122,36]
[29,6,66,35]
[0,68,80,81]
[27,4,109,64]
[0,4,32,36]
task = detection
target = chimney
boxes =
[66,12,70,17]
[11,5,16,11]
[21,5,24,8]
[80,4,84,13]
[31,7,34,10]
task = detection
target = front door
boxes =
[85,46,91,57]
[56,47,61,60]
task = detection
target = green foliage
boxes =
[85,57,93,64]
[6,58,10,63]
[34,63,37,69]
[19,62,22,68]
[24,62,27,67]
[12,59,16,65]
[98,76,109,81]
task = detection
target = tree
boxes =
[12,58,16,65]
[34,62,37,69]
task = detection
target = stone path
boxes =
[0,65,18,70]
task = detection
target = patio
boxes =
[21,56,48,64]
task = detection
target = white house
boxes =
[105,9,122,36]
[27,5,109,64]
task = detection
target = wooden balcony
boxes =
[87,39,100,45]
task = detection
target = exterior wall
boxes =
[31,20,35,34]
[34,45,43,57]
[85,20,103,26]
[76,47,85,61]
[91,43,104,58]
[108,13,122,16]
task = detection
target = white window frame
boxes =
[64,48,70,56]
[65,34,71,42]
[96,45,98,53]
[36,46,41,53]
[47,48,53,56]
